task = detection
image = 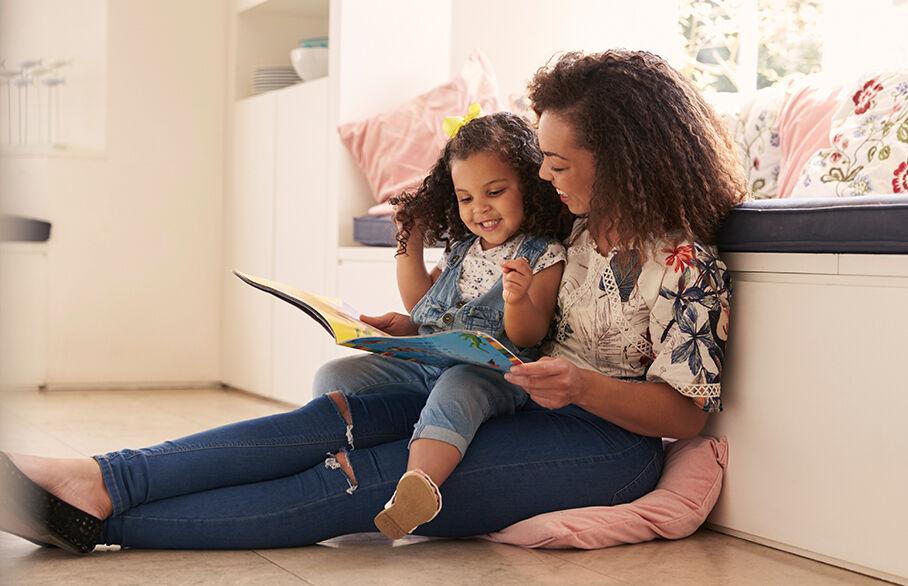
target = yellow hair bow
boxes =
[442,102,484,138]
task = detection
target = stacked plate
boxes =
[252,65,301,94]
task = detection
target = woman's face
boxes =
[536,111,596,215]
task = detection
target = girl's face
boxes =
[450,151,525,250]
[536,111,597,215]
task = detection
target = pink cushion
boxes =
[337,51,503,204]
[480,435,728,549]
[775,77,844,198]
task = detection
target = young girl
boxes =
[316,108,572,539]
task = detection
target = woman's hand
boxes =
[360,312,419,337]
[500,257,532,303]
[504,356,588,409]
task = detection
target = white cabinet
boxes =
[223,0,452,404]
[333,247,443,361]
[221,79,330,403]
[272,79,332,404]
[222,92,277,398]
[704,252,908,583]
[335,247,443,317]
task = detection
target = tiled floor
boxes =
[0,388,891,585]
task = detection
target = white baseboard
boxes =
[706,523,906,585]
[0,381,225,392]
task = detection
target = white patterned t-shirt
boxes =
[437,235,566,301]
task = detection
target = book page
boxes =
[339,330,522,372]
[233,271,388,342]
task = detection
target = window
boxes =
[679,0,906,94]
[679,0,822,93]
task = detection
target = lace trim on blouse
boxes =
[673,382,721,398]
[557,239,652,358]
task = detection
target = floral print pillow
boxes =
[791,71,908,197]
[731,75,802,199]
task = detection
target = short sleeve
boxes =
[532,241,567,274]
[435,251,447,273]
[645,242,730,413]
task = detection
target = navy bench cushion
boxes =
[353,214,397,246]
[355,195,908,254]
[717,194,908,254]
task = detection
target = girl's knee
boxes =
[311,357,357,398]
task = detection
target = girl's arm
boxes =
[360,312,420,336]
[500,259,564,348]
[396,231,440,312]
[504,358,709,438]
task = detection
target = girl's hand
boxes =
[399,218,427,250]
[360,312,419,336]
[504,357,587,409]
[500,257,533,303]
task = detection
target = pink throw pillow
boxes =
[480,435,728,549]
[775,77,844,199]
[337,51,503,204]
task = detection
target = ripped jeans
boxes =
[95,385,663,549]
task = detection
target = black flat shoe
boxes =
[0,452,103,554]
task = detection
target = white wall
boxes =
[450,0,681,104]
[1,0,228,388]
[0,0,107,150]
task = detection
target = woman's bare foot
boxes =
[6,454,113,520]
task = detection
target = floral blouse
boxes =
[544,221,731,413]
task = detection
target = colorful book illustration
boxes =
[234,271,523,372]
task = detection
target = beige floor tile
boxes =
[546,529,886,585]
[0,544,307,585]
[260,533,623,585]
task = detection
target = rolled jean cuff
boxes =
[93,455,125,516]
[409,424,468,458]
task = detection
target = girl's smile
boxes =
[450,151,525,250]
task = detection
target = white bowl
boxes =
[290,47,328,81]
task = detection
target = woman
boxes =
[0,49,745,553]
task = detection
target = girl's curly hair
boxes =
[528,50,748,251]
[390,111,573,255]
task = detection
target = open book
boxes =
[234,271,522,372]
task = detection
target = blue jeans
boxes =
[313,355,529,456]
[94,383,663,549]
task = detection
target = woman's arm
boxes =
[501,260,563,348]
[504,357,708,438]
[396,232,440,312]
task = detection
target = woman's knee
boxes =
[327,391,351,425]
[324,450,358,494]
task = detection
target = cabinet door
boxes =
[334,249,442,361]
[271,80,331,405]
[221,93,276,396]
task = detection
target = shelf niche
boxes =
[234,0,329,100]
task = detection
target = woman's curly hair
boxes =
[391,111,573,255]
[528,50,747,251]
